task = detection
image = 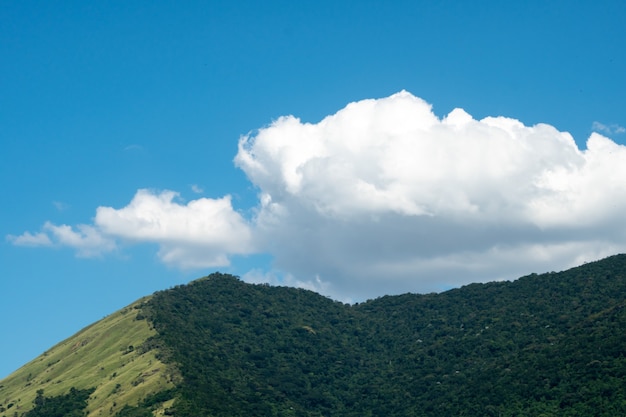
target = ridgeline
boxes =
[3,255,626,416]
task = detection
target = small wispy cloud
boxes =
[124,144,143,151]
[53,201,70,211]
[191,184,204,194]
[592,121,626,135]
[7,231,53,247]
[8,222,117,257]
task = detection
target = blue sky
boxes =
[2,1,625,378]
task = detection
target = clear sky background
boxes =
[2,0,625,378]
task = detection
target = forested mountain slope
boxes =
[3,254,626,416]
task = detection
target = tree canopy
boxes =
[135,255,626,416]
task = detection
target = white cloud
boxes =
[7,223,115,257]
[9,92,626,300]
[9,190,253,269]
[94,189,254,268]
[592,121,626,135]
[7,231,53,247]
[235,91,626,299]
[52,201,70,211]
[241,269,334,299]
[43,222,117,257]
[191,184,204,194]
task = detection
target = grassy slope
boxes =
[0,297,178,417]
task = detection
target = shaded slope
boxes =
[352,254,626,415]
[0,297,178,417]
[145,255,626,416]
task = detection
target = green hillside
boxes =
[139,258,626,416]
[0,297,178,417]
[3,254,626,416]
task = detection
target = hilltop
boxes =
[3,254,626,416]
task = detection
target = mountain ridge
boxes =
[3,254,626,416]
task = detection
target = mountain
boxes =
[3,255,626,416]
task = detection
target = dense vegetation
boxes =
[134,255,626,416]
[4,255,626,416]
[21,387,94,417]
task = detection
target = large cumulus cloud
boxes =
[235,91,626,298]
